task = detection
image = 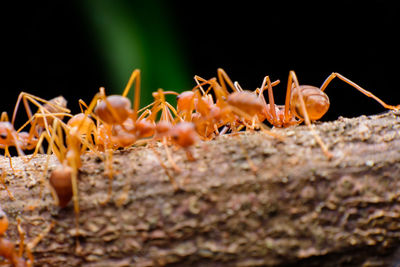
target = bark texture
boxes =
[1,111,400,267]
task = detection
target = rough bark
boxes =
[1,111,400,267]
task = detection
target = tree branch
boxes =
[1,111,400,266]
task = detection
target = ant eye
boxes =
[0,133,7,139]
[172,135,179,140]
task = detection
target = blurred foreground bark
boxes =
[1,111,400,267]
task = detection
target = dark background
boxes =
[1,1,399,127]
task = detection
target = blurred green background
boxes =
[79,0,191,107]
[2,1,398,122]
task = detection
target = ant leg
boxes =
[320,72,400,110]
[283,71,301,125]
[4,146,19,174]
[239,139,258,174]
[40,130,65,202]
[234,81,244,92]
[157,89,173,123]
[115,179,131,207]
[296,89,333,159]
[165,102,184,122]
[137,108,152,121]
[69,163,81,252]
[11,92,33,126]
[100,148,114,205]
[217,68,237,93]
[156,89,183,122]
[1,112,9,122]
[122,69,141,119]
[26,220,55,266]
[150,144,179,191]
[193,75,210,95]
[78,99,90,114]
[185,148,195,162]
[227,105,284,141]
[12,93,71,127]
[1,169,15,200]
[194,76,221,98]
[259,76,278,125]
[83,92,104,118]
[16,218,25,258]
[162,137,181,172]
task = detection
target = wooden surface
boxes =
[1,111,400,266]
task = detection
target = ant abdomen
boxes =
[95,95,131,125]
[291,85,330,121]
[49,166,73,208]
[0,209,8,235]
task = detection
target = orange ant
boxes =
[11,93,71,152]
[11,93,69,132]
[47,69,143,239]
[0,207,28,267]
[256,71,400,158]
[177,69,281,139]
[0,113,29,172]
[43,116,92,251]
[120,88,198,189]
[0,93,71,172]
[0,207,53,267]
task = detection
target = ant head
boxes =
[170,122,198,148]
[95,95,131,125]
[0,208,9,235]
[155,121,173,138]
[0,122,15,146]
[176,91,195,112]
[291,86,330,121]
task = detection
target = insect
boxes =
[11,93,71,153]
[45,117,90,251]
[48,69,143,233]
[11,92,70,132]
[256,71,400,158]
[177,69,282,140]
[0,210,29,267]
[0,207,54,267]
[0,93,71,172]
